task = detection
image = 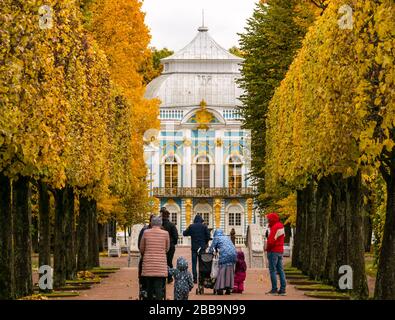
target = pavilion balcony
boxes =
[152,187,256,198]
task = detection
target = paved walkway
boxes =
[60,247,316,300]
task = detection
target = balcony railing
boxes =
[227,235,246,246]
[152,187,256,198]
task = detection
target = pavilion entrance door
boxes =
[225,204,244,236]
[164,202,181,235]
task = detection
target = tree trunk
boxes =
[324,184,339,285]
[0,173,14,299]
[292,189,304,269]
[77,196,90,271]
[54,185,76,285]
[375,165,395,299]
[105,223,109,250]
[110,219,117,240]
[362,197,373,253]
[38,181,51,269]
[300,182,314,274]
[64,186,76,280]
[31,216,39,253]
[284,224,292,244]
[363,216,373,253]
[88,200,100,268]
[98,223,105,252]
[306,180,317,277]
[53,188,67,288]
[347,173,369,299]
[327,173,368,299]
[12,176,33,298]
[310,177,331,280]
[78,196,99,270]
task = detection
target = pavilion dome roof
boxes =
[161,26,243,61]
[145,26,244,108]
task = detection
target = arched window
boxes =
[164,156,178,188]
[228,155,242,189]
[228,212,242,227]
[196,155,210,188]
[165,203,181,234]
[226,203,244,235]
[170,212,178,226]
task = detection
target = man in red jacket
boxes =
[265,212,286,296]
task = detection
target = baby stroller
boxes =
[196,248,216,295]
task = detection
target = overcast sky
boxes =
[141,0,258,51]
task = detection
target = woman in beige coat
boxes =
[139,215,170,300]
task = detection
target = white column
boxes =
[215,129,224,187]
[152,147,160,188]
[244,128,252,188]
[220,199,226,232]
[180,199,191,246]
[181,199,186,244]
[243,200,247,237]
[184,129,192,188]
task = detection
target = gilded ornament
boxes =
[196,100,214,130]
[183,138,192,147]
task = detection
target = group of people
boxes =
[137,207,286,300]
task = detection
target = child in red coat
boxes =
[233,251,247,293]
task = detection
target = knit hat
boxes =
[176,256,189,271]
[151,215,162,227]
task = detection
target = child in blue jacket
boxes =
[169,256,194,300]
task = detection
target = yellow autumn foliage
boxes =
[276,193,297,227]
[1,0,111,195]
[1,0,71,186]
[87,0,160,221]
[265,0,395,193]
[1,0,159,222]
